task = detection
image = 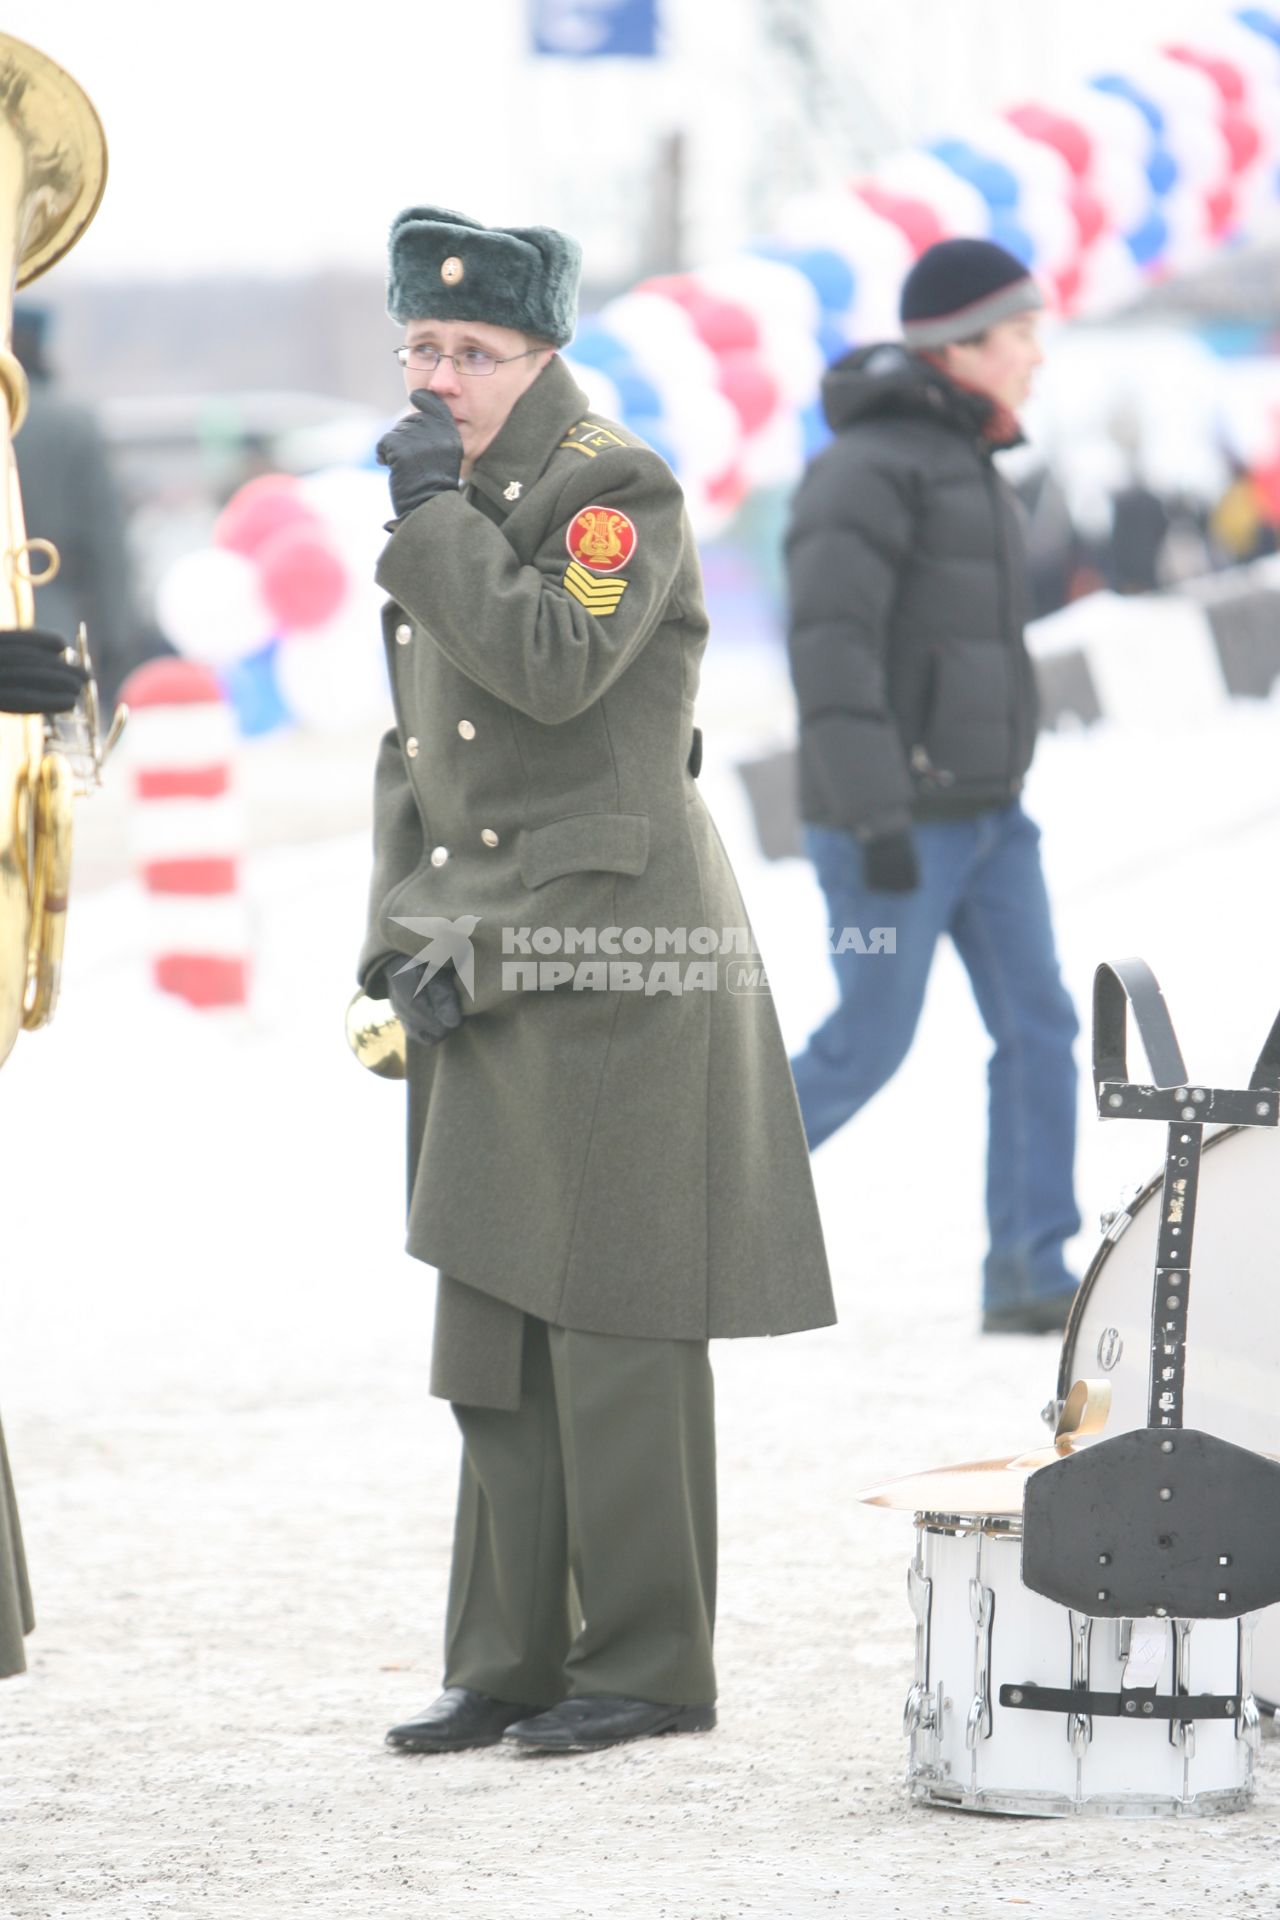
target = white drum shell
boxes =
[907,1517,1256,1817]
[1059,1126,1280,1705]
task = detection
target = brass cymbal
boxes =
[857,1453,1046,1515]
[857,1378,1114,1516]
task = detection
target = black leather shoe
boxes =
[504,1694,716,1752]
[982,1292,1076,1335]
[386,1686,538,1753]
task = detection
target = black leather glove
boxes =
[862,829,920,894]
[0,630,88,715]
[376,390,463,519]
[387,958,463,1047]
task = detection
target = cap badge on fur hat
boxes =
[441,256,464,285]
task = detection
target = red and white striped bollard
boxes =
[119,657,250,1008]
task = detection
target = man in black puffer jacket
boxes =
[785,237,1080,1334]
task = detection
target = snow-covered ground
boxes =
[2,629,1279,1918]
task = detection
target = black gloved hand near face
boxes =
[376,390,464,519]
[387,958,464,1047]
[861,829,920,895]
[0,630,88,715]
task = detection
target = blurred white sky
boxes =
[12,0,1249,282]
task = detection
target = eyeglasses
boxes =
[392,344,542,378]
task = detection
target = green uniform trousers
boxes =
[443,1313,717,1708]
[0,1411,34,1680]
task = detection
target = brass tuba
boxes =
[0,32,114,1069]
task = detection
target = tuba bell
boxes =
[0,32,117,1070]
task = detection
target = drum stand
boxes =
[1010,958,1280,1737]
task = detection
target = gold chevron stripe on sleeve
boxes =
[565,561,628,597]
[563,561,629,614]
[566,585,627,607]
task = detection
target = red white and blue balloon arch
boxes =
[563,6,1280,537]
[157,6,1280,730]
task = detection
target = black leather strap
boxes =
[1250,1006,1280,1093]
[999,1682,1241,1721]
[1092,957,1187,1090]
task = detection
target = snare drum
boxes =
[1059,1124,1280,1705]
[905,1513,1259,1817]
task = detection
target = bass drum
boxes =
[1059,1125,1280,1709]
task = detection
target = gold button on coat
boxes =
[405,736,419,757]
[430,845,449,867]
[480,828,500,849]
[395,622,412,645]
[457,720,476,740]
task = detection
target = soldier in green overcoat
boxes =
[357,208,834,1756]
[0,1413,34,1680]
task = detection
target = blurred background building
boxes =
[11,0,1280,717]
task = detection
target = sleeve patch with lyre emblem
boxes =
[565,505,637,572]
[564,560,628,615]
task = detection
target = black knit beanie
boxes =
[899,238,1043,350]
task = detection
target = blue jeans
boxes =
[789,804,1081,1311]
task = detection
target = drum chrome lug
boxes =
[1238,1613,1262,1752]
[905,1554,936,1757]
[967,1578,995,1749]
[907,1560,931,1624]
[1099,1203,1134,1242]
[1099,1181,1144,1240]
[905,1544,942,1752]
[1069,1609,1093,1757]
[903,1680,943,1738]
[1171,1620,1194,1753]
[965,1694,987,1751]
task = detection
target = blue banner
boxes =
[531,0,658,57]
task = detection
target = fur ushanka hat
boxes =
[386,206,582,346]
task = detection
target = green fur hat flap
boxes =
[386,206,582,346]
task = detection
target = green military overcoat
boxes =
[0,1411,33,1678]
[19,385,140,708]
[359,356,834,1375]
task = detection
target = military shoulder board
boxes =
[559,419,629,458]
